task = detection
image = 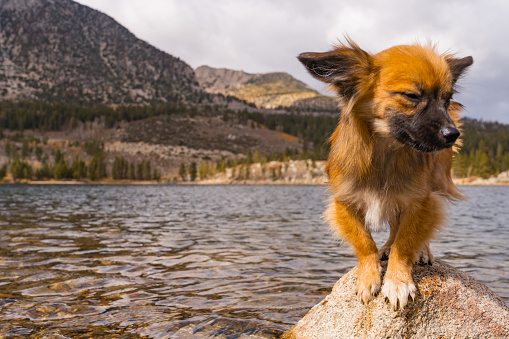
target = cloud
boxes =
[76,0,509,122]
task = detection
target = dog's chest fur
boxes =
[364,193,389,231]
[333,142,435,231]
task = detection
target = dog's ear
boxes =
[298,41,373,99]
[446,56,473,84]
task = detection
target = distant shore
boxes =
[2,162,509,186]
[1,179,161,185]
[453,172,509,186]
[2,177,509,186]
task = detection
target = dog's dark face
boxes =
[386,94,459,152]
[373,46,473,152]
[298,42,473,152]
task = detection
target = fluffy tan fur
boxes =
[299,39,472,309]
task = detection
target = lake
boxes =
[0,185,507,338]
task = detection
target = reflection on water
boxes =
[0,185,507,338]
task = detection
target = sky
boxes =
[75,0,509,123]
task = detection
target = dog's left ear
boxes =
[446,56,473,84]
[298,41,373,99]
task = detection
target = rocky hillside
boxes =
[195,65,339,112]
[120,115,304,156]
[0,0,205,105]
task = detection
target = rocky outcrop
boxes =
[454,170,509,186]
[282,261,509,339]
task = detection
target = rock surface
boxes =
[281,260,509,339]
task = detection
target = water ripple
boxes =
[0,184,507,337]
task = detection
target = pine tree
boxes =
[253,149,261,164]
[35,161,53,180]
[54,149,63,164]
[237,165,244,180]
[128,163,136,180]
[112,157,121,180]
[136,163,143,180]
[453,153,468,177]
[71,158,87,180]
[208,161,216,177]
[246,150,253,165]
[153,168,161,182]
[10,159,32,180]
[476,150,490,178]
[112,156,129,180]
[199,161,207,180]
[88,154,106,181]
[0,163,7,180]
[179,163,187,181]
[189,162,197,182]
[54,158,70,180]
[121,157,128,179]
[143,160,151,180]
[218,157,226,173]
[496,142,504,173]
[502,153,509,173]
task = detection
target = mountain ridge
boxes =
[195,65,339,112]
[0,0,203,105]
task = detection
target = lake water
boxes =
[0,185,507,338]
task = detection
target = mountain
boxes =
[0,0,204,105]
[0,0,337,112]
[195,65,339,112]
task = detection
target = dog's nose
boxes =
[441,126,460,143]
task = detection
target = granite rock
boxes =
[282,260,509,339]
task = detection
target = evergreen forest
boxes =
[0,100,508,181]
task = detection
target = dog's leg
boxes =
[381,194,443,310]
[379,215,400,261]
[327,199,381,304]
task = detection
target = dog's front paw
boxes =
[356,256,381,304]
[381,276,416,310]
[415,243,434,265]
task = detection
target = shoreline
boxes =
[1,178,509,186]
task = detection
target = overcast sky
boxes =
[75,0,509,123]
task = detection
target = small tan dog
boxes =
[298,39,472,309]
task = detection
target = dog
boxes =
[298,39,473,310]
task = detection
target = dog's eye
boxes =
[400,92,420,101]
